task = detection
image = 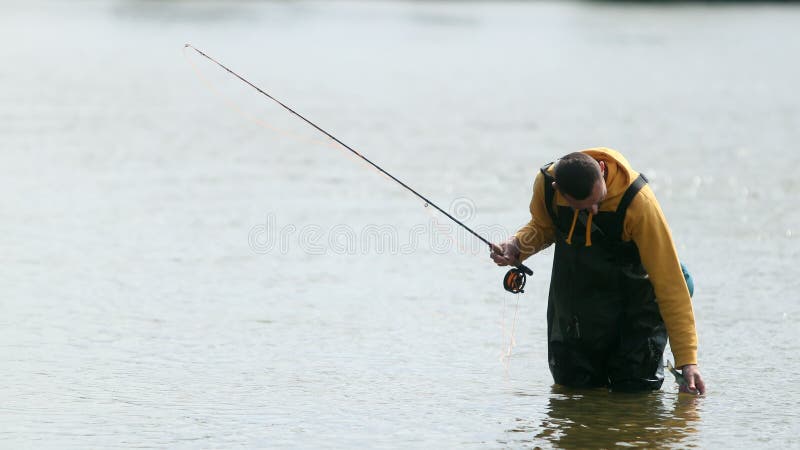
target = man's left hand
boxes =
[679,364,706,395]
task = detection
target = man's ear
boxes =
[598,160,606,175]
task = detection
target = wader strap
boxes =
[540,162,557,223]
[615,174,648,219]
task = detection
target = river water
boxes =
[2,0,799,448]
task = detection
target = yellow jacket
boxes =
[515,148,698,367]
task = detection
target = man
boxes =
[491,148,705,394]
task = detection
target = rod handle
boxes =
[516,263,533,276]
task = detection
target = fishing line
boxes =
[501,296,508,362]
[184,44,533,293]
[501,295,521,369]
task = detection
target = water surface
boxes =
[2,0,799,448]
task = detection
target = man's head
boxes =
[553,152,607,215]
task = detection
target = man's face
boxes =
[561,178,607,215]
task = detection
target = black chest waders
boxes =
[540,163,667,392]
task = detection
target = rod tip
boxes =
[184,43,191,48]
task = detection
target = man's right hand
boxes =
[490,237,522,266]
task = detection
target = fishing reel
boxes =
[503,264,534,294]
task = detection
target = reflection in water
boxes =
[506,387,701,449]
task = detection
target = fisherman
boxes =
[490,148,705,394]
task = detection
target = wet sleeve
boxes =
[514,172,556,261]
[625,188,699,368]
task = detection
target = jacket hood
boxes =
[582,147,639,205]
[549,147,640,212]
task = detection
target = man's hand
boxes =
[679,364,706,395]
[490,237,521,266]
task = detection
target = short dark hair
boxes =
[553,152,601,200]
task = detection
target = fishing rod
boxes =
[185,44,532,293]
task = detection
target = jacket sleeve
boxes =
[514,171,556,261]
[625,186,699,368]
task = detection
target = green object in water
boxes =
[681,262,694,297]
